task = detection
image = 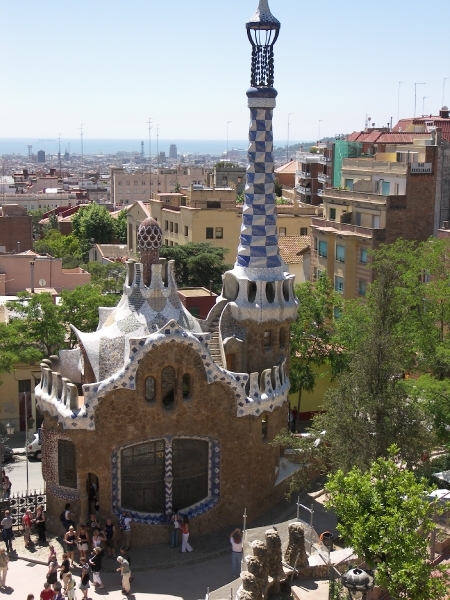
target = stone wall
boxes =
[44,342,289,545]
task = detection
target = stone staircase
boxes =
[208,315,224,368]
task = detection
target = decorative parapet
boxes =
[36,320,290,429]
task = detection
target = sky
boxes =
[2,0,450,143]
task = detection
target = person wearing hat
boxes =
[22,509,33,549]
[116,555,131,594]
[0,548,8,587]
[88,546,104,589]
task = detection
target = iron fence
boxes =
[0,490,46,529]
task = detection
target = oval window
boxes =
[182,373,191,399]
[161,366,176,408]
[145,376,156,402]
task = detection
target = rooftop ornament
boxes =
[246,0,280,88]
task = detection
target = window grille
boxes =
[58,440,77,489]
[121,440,165,513]
[172,439,208,510]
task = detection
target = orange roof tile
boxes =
[278,235,310,264]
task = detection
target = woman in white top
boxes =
[230,528,243,579]
[91,528,106,551]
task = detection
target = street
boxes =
[3,455,44,494]
[5,553,233,599]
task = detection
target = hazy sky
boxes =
[2,0,450,142]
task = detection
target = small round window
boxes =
[182,373,191,399]
[145,376,156,402]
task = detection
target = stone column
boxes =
[78,473,89,524]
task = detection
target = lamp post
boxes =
[397,81,406,122]
[318,119,323,143]
[341,567,374,600]
[414,83,425,118]
[286,113,293,163]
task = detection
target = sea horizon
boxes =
[0,137,310,158]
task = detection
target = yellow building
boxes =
[126,188,317,265]
[0,364,41,434]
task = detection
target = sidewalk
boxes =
[12,476,338,572]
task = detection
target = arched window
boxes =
[145,376,156,402]
[161,366,176,408]
[58,439,77,489]
[182,373,191,399]
[121,440,165,513]
[172,439,209,510]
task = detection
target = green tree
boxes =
[42,211,60,235]
[6,292,66,357]
[289,275,342,430]
[274,178,282,198]
[236,192,244,205]
[325,447,450,600]
[160,243,231,293]
[114,209,127,244]
[34,230,83,266]
[85,262,126,295]
[58,284,117,348]
[72,204,117,257]
[28,208,45,239]
[0,321,43,377]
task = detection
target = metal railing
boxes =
[0,490,46,529]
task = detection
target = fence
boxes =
[0,490,46,529]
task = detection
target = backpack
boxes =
[60,511,66,523]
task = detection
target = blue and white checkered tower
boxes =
[219,0,298,323]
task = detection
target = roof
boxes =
[275,160,297,174]
[178,287,218,298]
[393,115,450,142]
[278,236,310,265]
[347,130,432,144]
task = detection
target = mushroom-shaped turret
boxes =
[137,216,162,286]
[246,0,280,88]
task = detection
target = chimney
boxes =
[443,221,449,230]
[30,261,35,293]
[440,107,449,119]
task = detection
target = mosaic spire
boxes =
[235,0,281,275]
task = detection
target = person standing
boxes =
[2,476,11,500]
[34,505,46,545]
[120,511,132,551]
[91,528,105,552]
[77,524,89,564]
[46,551,58,587]
[180,516,193,553]
[104,518,116,558]
[116,555,131,594]
[22,509,33,548]
[78,563,90,599]
[0,548,8,587]
[88,546,104,590]
[62,504,75,532]
[65,572,76,600]
[63,526,77,566]
[230,528,243,579]
[169,510,180,548]
[59,553,70,592]
[40,582,55,600]
[1,510,13,553]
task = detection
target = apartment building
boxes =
[111,166,209,206]
[206,164,246,196]
[311,142,441,299]
[295,152,323,205]
[0,205,33,253]
[0,192,75,211]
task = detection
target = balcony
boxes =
[297,185,312,195]
[319,156,331,165]
[317,188,324,197]
[317,173,331,184]
[296,170,311,180]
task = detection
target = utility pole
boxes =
[58,133,62,178]
[422,96,427,116]
[318,119,323,143]
[227,121,232,160]
[148,118,153,197]
[397,81,405,123]
[156,125,160,167]
[79,124,84,188]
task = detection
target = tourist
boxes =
[119,511,132,551]
[87,512,100,532]
[46,551,58,587]
[65,572,76,600]
[230,528,243,579]
[22,509,33,548]
[89,484,99,514]
[59,552,71,592]
[1,510,13,553]
[40,582,55,600]
[88,546,104,589]
[104,518,116,558]
[77,524,89,564]
[53,587,63,600]
[92,528,105,552]
[62,503,75,531]
[119,547,133,582]
[27,595,35,600]
[180,516,193,553]
[169,509,180,548]
[63,526,77,566]
[0,548,8,587]
[34,505,46,545]
[117,555,131,594]
[79,562,90,598]
[2,476,11,500]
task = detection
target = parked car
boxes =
[0,445,13,463]
[25,430,42,460]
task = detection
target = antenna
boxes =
[58,134,62,178]
[148,118,153,197]
[79,124,84,188]
[156,125,160,167]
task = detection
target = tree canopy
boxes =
[71,204,117,257]
[159,243,231,293]
[326,447,450,600]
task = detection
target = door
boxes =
[18,380,32,432]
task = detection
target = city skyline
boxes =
[1,0,450,142]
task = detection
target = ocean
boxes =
[0,138,306,157]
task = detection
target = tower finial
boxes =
[246,0,280,88]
